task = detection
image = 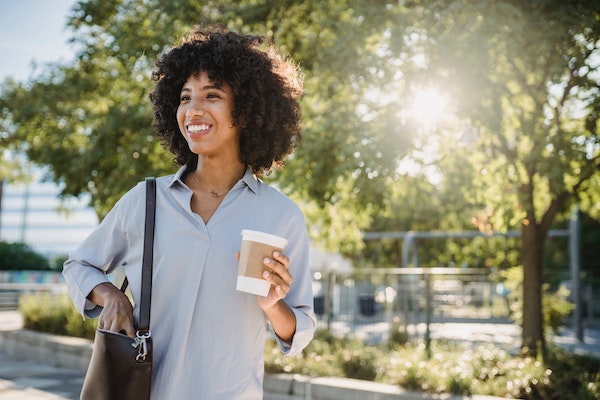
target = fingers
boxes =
[262,251,293,296]
[99,312,136,338]
[264,251,290,274]
[97,291,136,337]
[264,253,291,281]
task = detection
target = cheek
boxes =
[176,107,186,129]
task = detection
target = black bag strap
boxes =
[138,177,156,333]
[119,177,156,334]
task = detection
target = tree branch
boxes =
[540,154,600,232]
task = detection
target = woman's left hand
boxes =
[257,251,293,309]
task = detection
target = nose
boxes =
[186,108,205,118]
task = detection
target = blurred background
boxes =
[0,1,599,398]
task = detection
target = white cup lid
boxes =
[241,229,288,248]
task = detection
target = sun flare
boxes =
[410,88,447,126]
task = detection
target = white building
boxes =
[0,179,98,258]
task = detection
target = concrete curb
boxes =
[0,327,511,400]
[264,373,509,400]
[0,328,92,372]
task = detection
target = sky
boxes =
[0,0,77,82]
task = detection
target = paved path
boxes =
[0,311,598,399]
[0,312,82,399]
[0,353,82,400]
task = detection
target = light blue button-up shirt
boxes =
[63,166,316,399]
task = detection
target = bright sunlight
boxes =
[410,88,448,127]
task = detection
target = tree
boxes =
[403,0,600,357]
[0,0,412,250]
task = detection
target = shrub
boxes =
[545,285,575,333]
[339,345,380,381]
[18,292,97,340]
[51,254,69,271]
[0,241,50,270]
[264,329,343,377]
[389,317,409,346]
[532,346,600,400]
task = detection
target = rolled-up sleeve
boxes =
[62,183,143,318]
[273,214,316,356]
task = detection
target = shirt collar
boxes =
[168,164,259,194]
[240,168,259,194]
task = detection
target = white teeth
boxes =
[188,124,210,133]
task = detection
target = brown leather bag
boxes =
[80,177,156,400]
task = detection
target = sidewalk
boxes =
[0,310,598,400]
[0,352,83,400]
[0,312,83,400]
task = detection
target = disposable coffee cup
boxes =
[236,230,288,297]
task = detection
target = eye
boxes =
[180,94,191,103]
[207,92,222,100]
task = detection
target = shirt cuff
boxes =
[276,306,316,356]
[78,274,111,319]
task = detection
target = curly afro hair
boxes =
[150,27,303,176]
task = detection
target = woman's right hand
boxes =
[88,282,136,338]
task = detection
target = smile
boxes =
[187,124,211,133]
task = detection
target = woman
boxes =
[63,27,316,399]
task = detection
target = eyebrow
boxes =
[180,84,224,93]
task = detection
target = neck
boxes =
[190,161,246,197]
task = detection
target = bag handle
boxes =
[119,177,156,334]
[138,177,156,334]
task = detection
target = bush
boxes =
[389,317,409,346]
[264,329,343,377]
[265,337,599,400]
[0,241,50,270]
[18,292,97,340]
[51,254,69,271]
[339,344,380,381]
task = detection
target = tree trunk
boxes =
[520,221,546,358]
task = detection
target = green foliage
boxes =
[0,241,49,270]
[51,254,69,271]
[502,266,575,333]
[264,336,599,399]
[339,342,381,381]
[545,286,576,334]
[264,329,344,377]
[389,320,409,346]
[520,348,600,400]
[18,292,97,340]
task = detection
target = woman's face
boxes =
[176,71,240,160]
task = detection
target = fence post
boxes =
[424,271,432,358]
[325,270,336,333]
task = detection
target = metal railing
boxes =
[312,267,510,345]
[0,283,67,310]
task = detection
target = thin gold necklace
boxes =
[192,174,231,198]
